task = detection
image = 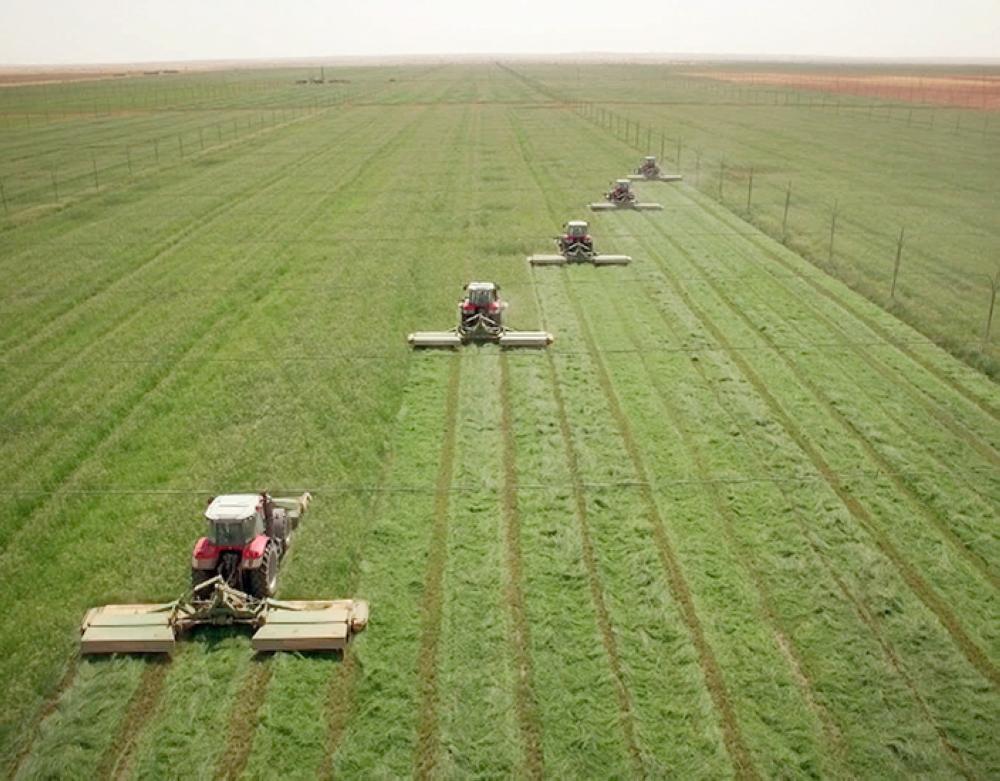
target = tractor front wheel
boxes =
[245,543,279,599]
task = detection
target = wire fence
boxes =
[563,98,1000,376]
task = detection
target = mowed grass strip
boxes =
[516,100,998,773]
[505,349,641,777]
[598,203,1000,770]
[328,356,457,776]
[427,349,522,777]
[12,658,145,780]
[618,266,984,775]
[629,207,1000,672]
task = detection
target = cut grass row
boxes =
[4,65,998,777]
[518,63,1000,377]
[513,100,998,774]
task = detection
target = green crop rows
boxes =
[1,63,998,779]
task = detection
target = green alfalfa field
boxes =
[0,62,998,779]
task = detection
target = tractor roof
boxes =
[644,156,656,161]
[205,494,261,521]
[466,281,496,292]
[567,220,588,228]
[616,179,630,185]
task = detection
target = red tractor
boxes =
[556,220,596,260]
[605,178,637,206]
[635,155,661,178]
[458,281,507,339]
[191,492,311,598]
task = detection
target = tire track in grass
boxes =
[6,660,77,779]
[311,102,478,779]
[316,445,403,777]
[413,355,462,779]
[507,106,752,776]
[214,660,271,781]
[630,206,1000,586]
[530,280,644,776]
[599,286,848,771]
[563,101,1000,423]
[633,220,1000,688]
[628,276,977,777]
[498,354,545,779]
[632,213,1000,655]
[95,658,170,780]
[680,186,1000,424]
[556,276,759,780]
[733,277,1000,589]
[675,197,1000,469]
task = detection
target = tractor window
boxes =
[211,518,248,546]
[467,288,493,306]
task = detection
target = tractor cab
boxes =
[558,220,596,259]
[204,494,266,549]
[607,179,635,204]
[463,282,501,311]
[638,156,660,175]
[459,282,505,336]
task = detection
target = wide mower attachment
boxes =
[590,179,662,211]
[80,494,369,655]
[529,220,631,266]
[627,155,683,182]
[408,281,553,349]
[81,578,369,655]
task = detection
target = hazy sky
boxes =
[1,0,998,65]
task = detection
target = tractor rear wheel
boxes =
[245,542,279,599]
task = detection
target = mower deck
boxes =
[408,329,552,349]
[589,202,663,211]
[80,603,176,654]
[627,173,683,182]
[81,580,369,655]
[528,253,631,266]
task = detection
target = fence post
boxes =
[91,155,100,191]
[828,199,839,264]
[985,271,1000,346]
[659,132,665,161]
[746,167,754,212]
[0,177,8,215]
[781,181,792,242]
[126,145,133,177]
[676,137,682,167]
[890,227,905,298]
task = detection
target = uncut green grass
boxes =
[3,64,999,778]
